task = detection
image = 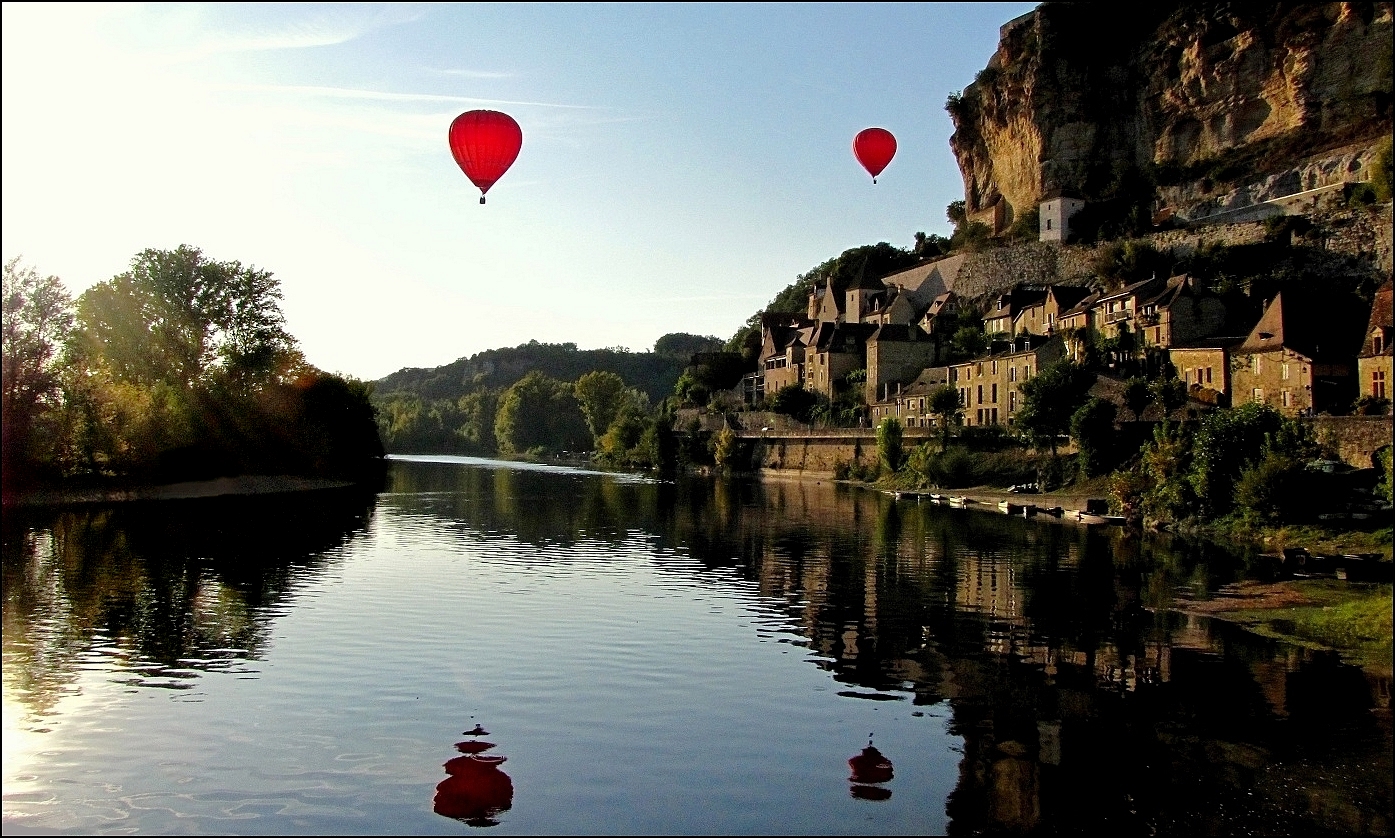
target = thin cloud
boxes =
[437,68,515,79]
[218,83,601,110]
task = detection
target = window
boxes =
[1010,391,1017,412]
[977,385,983,405]
[1252,388,1264,403]
[977,362,984,375]
[1205,367,1213,384]
[1282,389,1290,408]
[1046,218,1053,231]
[992,360,998,374]
[1009,366,1016,382]
[991,383,998,403]
[990,408,998,424]
[1024,366,1032,380]
[1375,370,1388,399]
[1282,363,1289,380]
[1375,332,1385,354]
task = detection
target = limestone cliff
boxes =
[949,2,1393,227]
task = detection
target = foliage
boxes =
[950,221,993,252]
[712,426,738,470]
[1091,240,1168,285]
[2,257,75,486]
[1070,397,1117,478]
[1371,135,1393,203]
[1351,394,1391,416]
[575,370,629,443]
[674,351,747,407]
[493,371,589,457]
[72,245,299,393]
[928,384,962,449]
[1187,402,1314,517]
[1377,446,1393,504]
[876,417,904,474]
[653,333,722,358]
[1122,376,1152,421]
[1149,375,1189,420]
[769,384,820,424]
[950,325,988,360]
[1234,449,1306,523]
[1016,359,1096,455]
[1007,206,1040,241]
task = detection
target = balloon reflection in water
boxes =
[434,724,515,827]
[848,735,894,801]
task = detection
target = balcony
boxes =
[1104,310,1134,324]
[1137,313,1160,327]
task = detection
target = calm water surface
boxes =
[2,455,1390,835]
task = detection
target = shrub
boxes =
[877,417,904,474]
[1234,450,1306,522]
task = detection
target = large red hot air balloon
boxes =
[449,110,523,204]
[852,127,896,183]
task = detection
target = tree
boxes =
[493,371,588,456]
[1188,402,1307,517]
[653,333,722,358]
[1122,377,1152,421]
[71,245,298,393]
[928,384,963,449]
[769,384,819,424]
[1070,397,1117,478]
[1150,375,1188,420]
[1015,359,1097,456]
[2,258,74,486]
[950,325,987,360]
[575,370,629,443]
[877,417,904,474]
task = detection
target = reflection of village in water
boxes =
[711,477,1392,835]
[3,461,1390,835]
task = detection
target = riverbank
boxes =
[4,475,358,507]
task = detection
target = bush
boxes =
[1071,397,1118,478]
[1234,450,1306,522]
[876,418,904,474]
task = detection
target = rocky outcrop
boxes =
[949,2,1393,225]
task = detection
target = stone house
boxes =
[1056,290,1103,362]
[982,286,1048,338]
[758,313,814,397]
[1013,284,1094,337]
[1135,274,1230,352]
[1168,337,1244,404]
[1039,192,1086,243]
[806,322,878,400]
[1230,289,1364,416]
[864,323,940,406]
[949,335,1065,427]
[1095,277,1164,343]
[1356,280,1393,408]
[869,366,951,429]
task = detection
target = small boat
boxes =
[1020,504,1039,517]
[927,493,946,504]
[1036,506,1064,518]
[948,496,972,508]
[1072,510,1108,525]
[998,501,1024,515]
[1102,515,1128,526]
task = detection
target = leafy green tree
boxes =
[877,417,904,474]
[950,325,987,360]
[1016,359,1097,456]
[493,371,589,456]
[1122,377,1152,421]
[1150,375,1188,420]
[1187,402,1314,517]
[769,384,819,424]
[71,245,298,393]
[653,333,722,358]
[2,257,74,486]
[1235,449,1306,522]
[928,384,962,449]
[1070,397,1117,478]
[456,389,499,453]
[575,370,629,443]
[712,425,738,469]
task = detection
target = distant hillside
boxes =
[374,336,720,404]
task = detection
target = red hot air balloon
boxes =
[449,110,523,204]
[852,127,896,183]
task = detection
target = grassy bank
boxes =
[1213,580,1394,673]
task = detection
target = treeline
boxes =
[1,249,383,498]
[373,333,732,458]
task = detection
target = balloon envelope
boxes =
[852,128,896,181]
[449,111,523,200]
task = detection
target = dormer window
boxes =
[1375,331,1386,354]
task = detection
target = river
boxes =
[2,455,1389,835]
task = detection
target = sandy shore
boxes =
[7,475,356,507]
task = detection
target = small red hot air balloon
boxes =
[449,110,523,204]
[853,127,896,183]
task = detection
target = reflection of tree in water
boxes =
[1,487,375,717]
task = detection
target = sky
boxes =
[2,2,1036,381]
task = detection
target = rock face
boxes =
[949,2,1393,226]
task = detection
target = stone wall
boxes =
[1303,415,1394,469]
